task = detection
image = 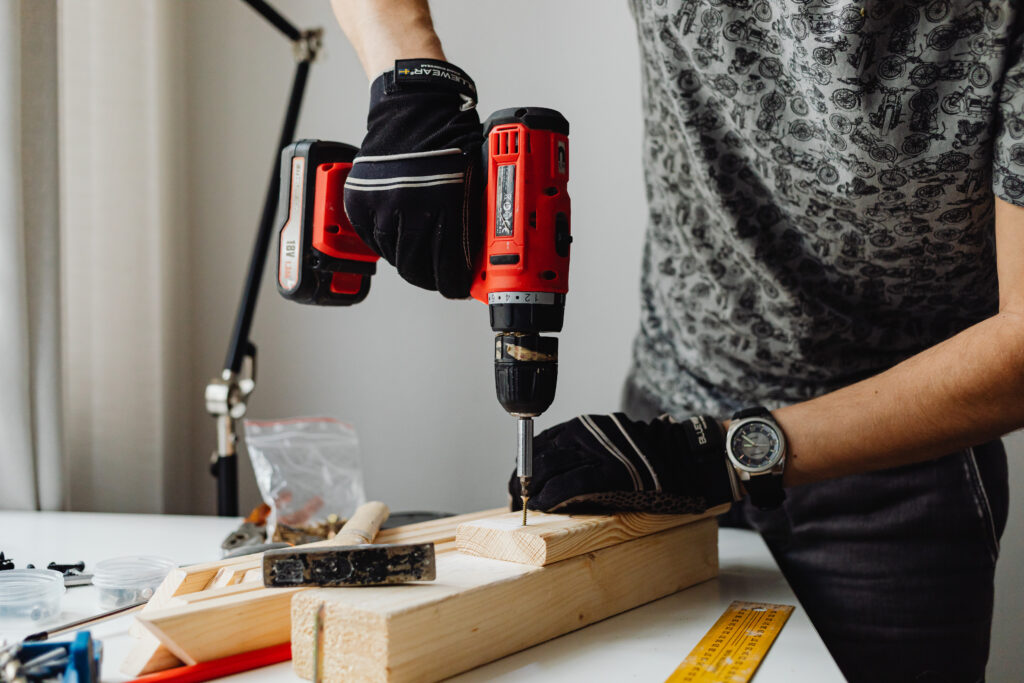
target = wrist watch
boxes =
[725,407,787,510]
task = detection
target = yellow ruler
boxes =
[665,601,795,683]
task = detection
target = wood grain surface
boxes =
[455,503,730,566]
[291,518,719,683]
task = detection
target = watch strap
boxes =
[732,406,771,420]
[743,473,787,510]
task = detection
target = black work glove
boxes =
[509,413,738,515]
[344,59,483,298]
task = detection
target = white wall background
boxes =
[175,1,1019,679]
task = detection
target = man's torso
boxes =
[628,0,1018,416]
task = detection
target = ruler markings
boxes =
[665,601,795,683]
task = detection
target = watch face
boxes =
[729,420,783,470]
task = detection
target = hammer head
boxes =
[262,543,436,587]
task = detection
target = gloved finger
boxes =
[345,148,465,259]
[433,207,471,298]
[433,159,482,299]
[508,444,593,502]
[372,209,400,268]
[532,420,575,448]
[531,416,604,454]
[393,209,439,291]
[343,192,381,257]
[527,463,624,512]
[545,491,710,515]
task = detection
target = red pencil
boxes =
[130,642,292,683]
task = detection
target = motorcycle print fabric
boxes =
[627,0,1022,418]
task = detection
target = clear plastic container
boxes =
[0,569,65,623]
[92,555,176,608]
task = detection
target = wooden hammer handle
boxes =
[329,501,389,546]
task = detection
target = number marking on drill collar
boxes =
[664,601,794,683]
[487,291,558,305]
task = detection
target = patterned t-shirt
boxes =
[626,0,1024,418]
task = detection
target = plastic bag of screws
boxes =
[244,417,366,540]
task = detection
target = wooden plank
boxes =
[167,581,266,606]
[138,586,303,664]
[456,503,730,566]
[126,556,258,676]
[290,518,719,682]
[372,508,506,545]
[132,508,506,668]
[136,538,469,662]
[144,555,258,611]
[242,567,263,584]
[119,630,183,677]
[206,561,260,589]
[143,507,507,609]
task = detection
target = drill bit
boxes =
[520,476,531,526]
[517,417,534,526]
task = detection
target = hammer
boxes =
[261,501,436,587]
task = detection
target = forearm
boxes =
[775,310,1024,486]
[330,0,445,78]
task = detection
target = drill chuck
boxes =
[493,333,558,417]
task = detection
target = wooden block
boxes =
[138,587,303,664]
[168,581,266,606]
[456,503,730,566]
[373,508,506,545]
[242,567,263,584]
[145,554,260,610]
[119,630,183,677]
[127,556,258,675]
[291,518,719,682]
[132,508,507,669]
[209,558,261,588]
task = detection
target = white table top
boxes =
[0,511,843,682]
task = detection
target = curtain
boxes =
[58,0,189,512]
[0,0,62,511]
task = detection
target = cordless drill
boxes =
[470,108,571,523]
[276,108,571,524]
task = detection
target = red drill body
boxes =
[471,114,571,308]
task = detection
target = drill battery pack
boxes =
[276,139,380,305]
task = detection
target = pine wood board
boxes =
[139,586,303,665]
[123,556,259,675]
[119,630,183,676]
[125,508,507,673]
[456,503,730,566]
[209,559,261,588]
[167,581,266,606]
[291,518,719,683]
[242,567,264,583]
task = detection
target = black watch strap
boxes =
[729,406,786,511]
[743,475,786,510]
[733,406,771,420]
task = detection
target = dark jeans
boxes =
[623,381,1010,683]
